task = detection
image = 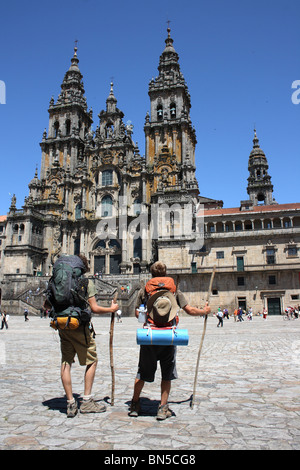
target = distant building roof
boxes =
[202,202,300,217]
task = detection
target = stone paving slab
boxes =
[0,314,300,451]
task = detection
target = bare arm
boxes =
[183,301,211,317]
[88,296,119,314]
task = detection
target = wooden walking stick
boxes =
[109,290,118,406]
[190,265,216,409]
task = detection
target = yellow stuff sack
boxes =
[50,316,80,330]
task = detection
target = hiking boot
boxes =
[156,404,172,421]
[67,399,78,418]
[128,399,140,417]
[80,398,106,414]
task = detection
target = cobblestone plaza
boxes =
[0,314,300,451]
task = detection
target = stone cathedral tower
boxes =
[144,28,198,199]
[144,28,201,266]
[247,130,275,206]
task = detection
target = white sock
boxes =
[67,397,75,404]
[83,395,92,401]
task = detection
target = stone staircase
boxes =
[1,273,150,316]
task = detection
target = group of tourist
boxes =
[284,306,299,319]
[214,304,300,325]
[215,306,253,326]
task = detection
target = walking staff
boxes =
[190,265,216,409]
[109,290,119,406]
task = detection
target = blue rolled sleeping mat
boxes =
[136,327,189,346]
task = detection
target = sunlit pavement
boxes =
[0,314,299,450]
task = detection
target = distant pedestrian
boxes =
[238,307,244,322]
[24,309,29,321]
[247,307,253,321]
[217,308,223,327]
[223,308,229,320]
[234,308,238,322]
[262,308,268,320]
[1,311,8,330]
[116,309,122,323]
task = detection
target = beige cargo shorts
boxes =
[59,325,97,366]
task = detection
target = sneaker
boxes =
[80,398,106,414]
[156,404,172,421]
[67,399,78,418]
[128,399,140,417]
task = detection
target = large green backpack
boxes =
[47,255,91,330]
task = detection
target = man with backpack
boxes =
[128,261,211,420]
[45,254,119,418]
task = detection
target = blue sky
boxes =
[0,0,299,216]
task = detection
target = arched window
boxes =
[65,119,71,136]
[94,239,106,250]
[157,105,163,121]
[54,121,59,138]
[102,170,113,186]
[257,193,265,203]
[74,238,80,255]
[133,237,142,259]
[170,102,176,118]
[109,239,121,250]
[75,203,82,220]
[101,195,113,217]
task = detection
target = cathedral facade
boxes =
[2,30,201,281]
[1,29,300,315]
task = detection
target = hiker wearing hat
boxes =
[129,261,210,420]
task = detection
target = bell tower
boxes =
[144,28,201,266]
[247,130,275,206]
[144,27,199,204]
[40,46,93,181]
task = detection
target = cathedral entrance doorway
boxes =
[93,239,122,275]
[94,255,105,275]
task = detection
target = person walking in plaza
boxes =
[216,307,223,327]
[223,308,229,320]
[45,254,119,418]
[262,307,268,320]
[238,307,244,322]
[116,308,122,323]
[247,307,253,321]
[233,308,238,322]
[128,261,211,420]
[0,311,8,330]
[24,308,29,321]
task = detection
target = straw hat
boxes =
[147,290,179,325]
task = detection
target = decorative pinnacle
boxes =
[167,19,171,36]
[253,128,260,148]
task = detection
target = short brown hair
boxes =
[78,254,89,272]
[150,261,167,277]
